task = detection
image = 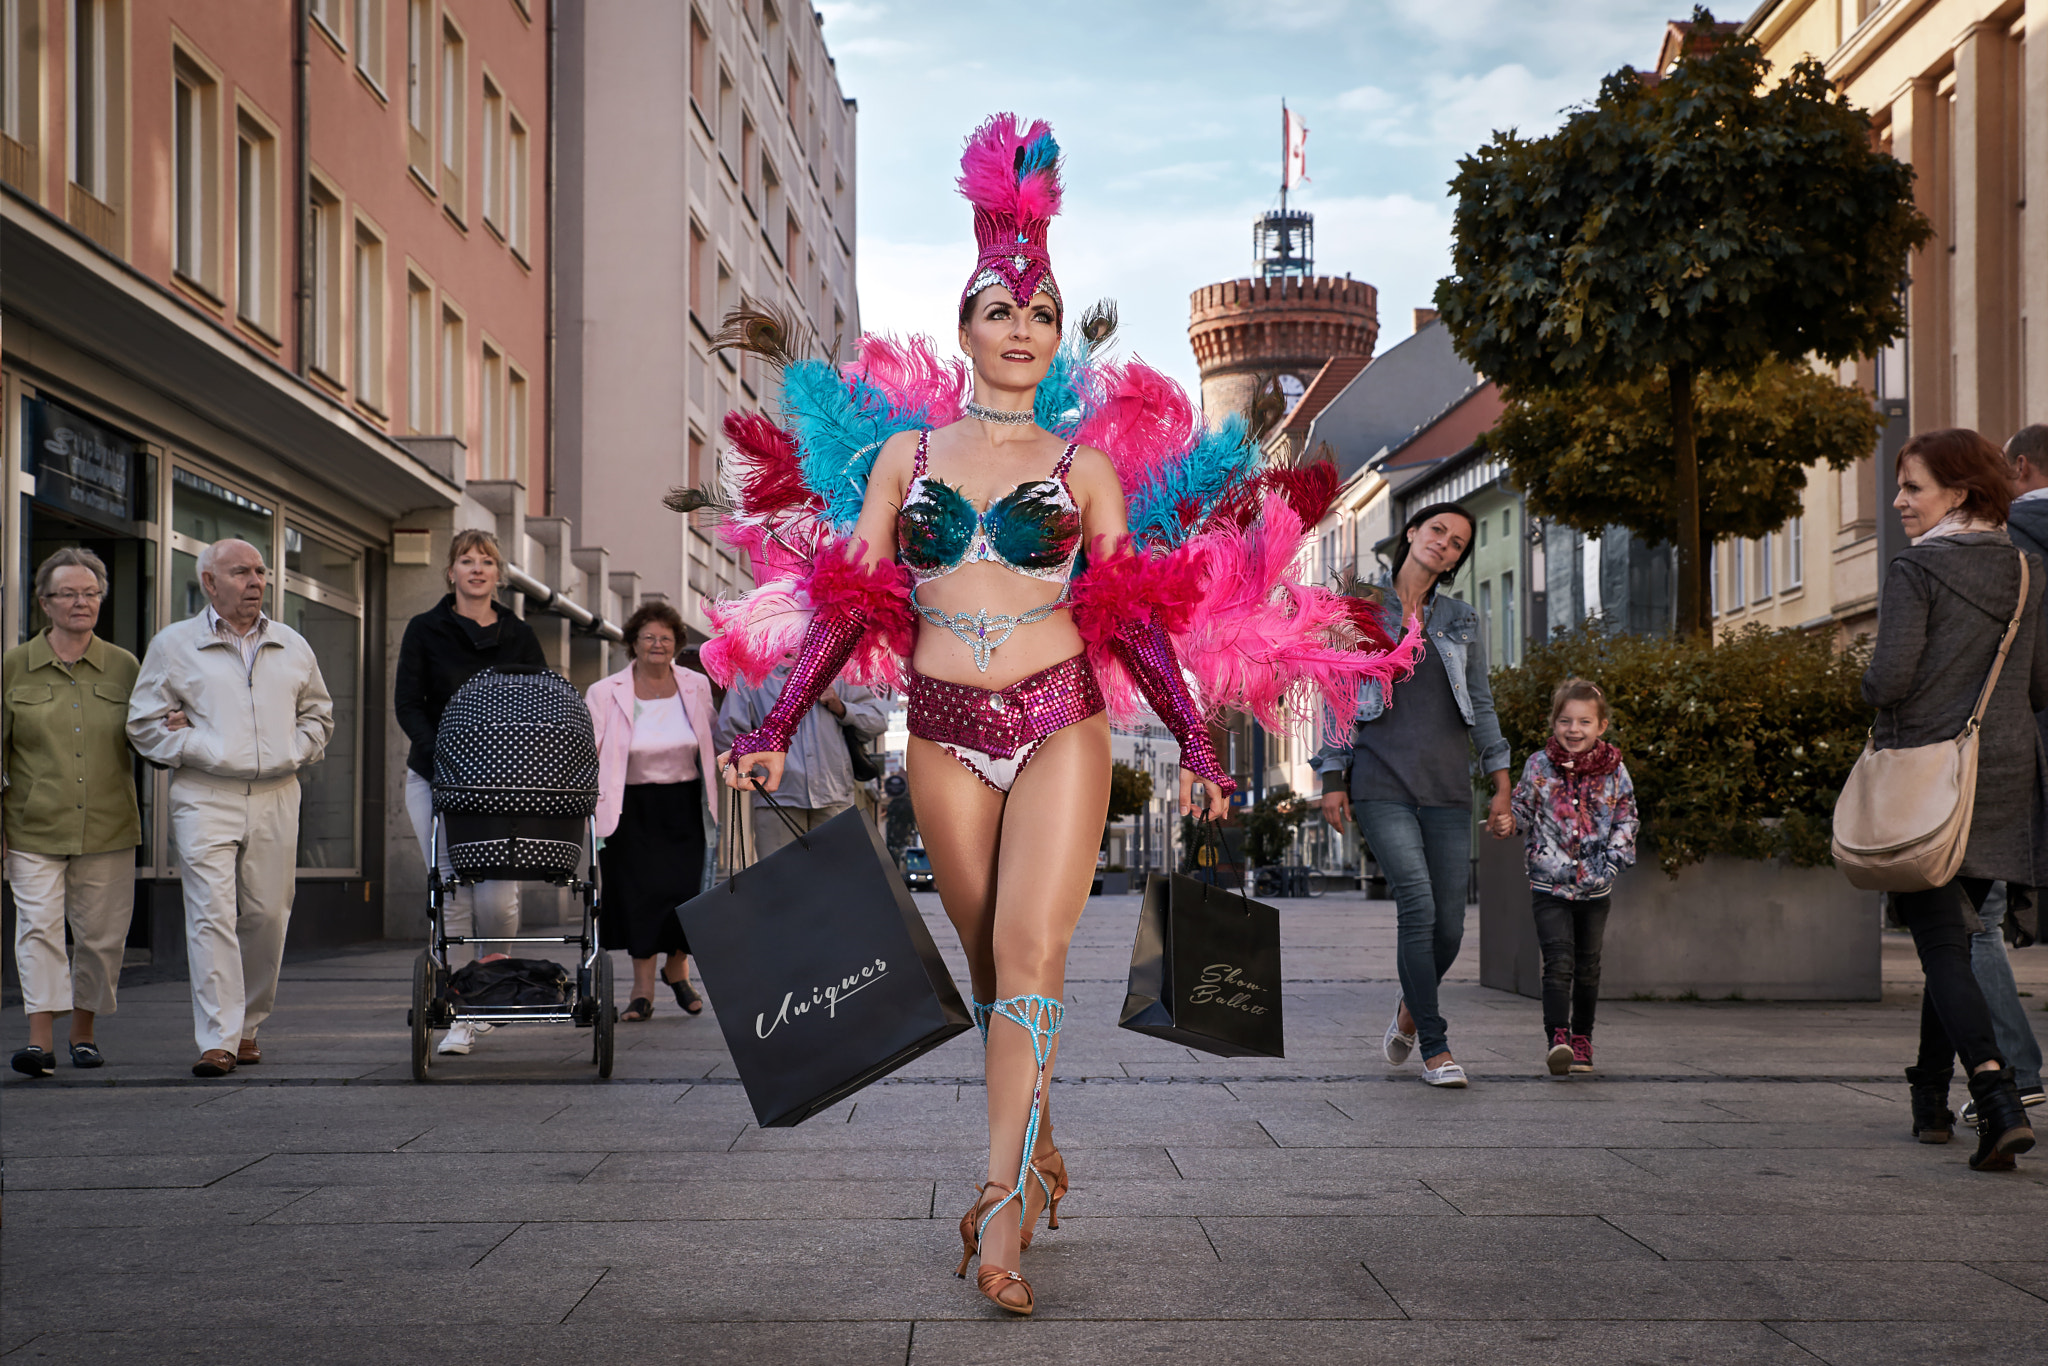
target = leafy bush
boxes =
[1491,622,1870,874]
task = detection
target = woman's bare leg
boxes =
[906,736,1003,1003]
[980,714,1111,1275]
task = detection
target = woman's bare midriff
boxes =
[909,557,1085,690]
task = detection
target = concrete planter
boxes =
[1476,833,1881,1001]
[1099,871,1132,896]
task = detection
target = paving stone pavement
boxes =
[5,889,2048,1364]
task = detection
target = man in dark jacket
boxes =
[2002,425,2048,561]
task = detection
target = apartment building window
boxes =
[406,0,432,183]
[71,0,105,195]
[406,273,432,431]
[480,342,503,478]
[786,55,802,131]
[740,112,757,210]
[352,221,386,412]
[2,0,41,192]
[172,53,219,290]
[1754,532,1773,602]
[236,113,280,336]
[717,67,735,159]
[1786,516,1803,590]
[506,365,529,485]
[785,214,801,282]
[762,158,784,261]
[1709,543,1720,618]
[1478,581,1494,661]
[1729,538,1745,607]
[439,302,465,440]
[1501,570,1516,664]
[506,111,530,258]
[689,9,710,113]
[310,0,341,46]
[355,0,385,92]
[439,17,465,218]
[688,220,709,328]
[480,75,502,234]
[310,181,343,381]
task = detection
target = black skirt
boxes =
[598,780,706,959]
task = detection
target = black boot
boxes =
[1905,1065,1954,1144]
[1967,1066,2037,1171]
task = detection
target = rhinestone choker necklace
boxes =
[963,401,1035,426]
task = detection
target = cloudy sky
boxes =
[817,0,1690,396]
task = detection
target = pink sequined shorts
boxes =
[906,654,1105,793]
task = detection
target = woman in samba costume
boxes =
[693,115,1421,1315]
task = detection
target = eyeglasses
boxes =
[636,635,676,649]
[41,590,103,605]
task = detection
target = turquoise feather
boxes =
[1127,414,1262,548]
[780,359,929,530]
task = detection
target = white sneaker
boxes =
[1423,1060,1468,1088]
[1382,1001,1417,1066]
[437,1021,478,1055]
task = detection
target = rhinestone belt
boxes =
[911,581,1070,673]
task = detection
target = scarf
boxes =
[1911,510,2003,546]
[1544,737,1622,838]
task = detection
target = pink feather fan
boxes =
[845,333,967,427]
[699,536,914,693]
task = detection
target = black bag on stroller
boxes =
[444,957,572,1008]
[433,665,599,882]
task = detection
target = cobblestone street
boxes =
[4,890,2047,1364]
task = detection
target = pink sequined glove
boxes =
[727,608,866,760]
[1107,620,1236,798]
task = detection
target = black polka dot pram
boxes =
[433,666,599,881]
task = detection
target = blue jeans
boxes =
[1356,800,1470,1060]
[1976,884,2043,1091]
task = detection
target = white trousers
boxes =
[403,770,519,965]
[5,847,134,1017]
[170,771,300,1054]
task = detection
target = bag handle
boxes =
[1190,814,1246,907]
[1962,550,2031,739]
[720,771,812,894]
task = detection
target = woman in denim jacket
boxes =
[1317,503,1512,1087]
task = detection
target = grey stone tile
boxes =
[1206,1213,1657,1264]
[0,1324,915,1366]
[1369,1258,2048,1321]
[906,1318,1819,1365]
[0,1223,518,1276]
[1,1187,314,1229]
[3,1153,270,1190]
[1773,1320,2048,1362]
[258,1182,923,1225]
[578,1145,1180,1183]
[1611,1215,2048,1261]
[1975,1261,2048,1300]
[0,1267,603,1329]
[1057,1178,1456,1218]
[1166,1144,1644,1183]
[217,1151,609,1187]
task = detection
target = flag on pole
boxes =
[1283,105,1309,189]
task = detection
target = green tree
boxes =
[1485,358,1883,551]
[1435,7,1930,636]
[1104,760,1154,856]
[1239,786,1310,869]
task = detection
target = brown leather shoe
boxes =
[192,1049,237,1078]
[237,1038,261,1065]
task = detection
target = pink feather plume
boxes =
[957,114,1062,228]
[700,536,915,692]
[846,333,966,426]
[1070,542,1206,721]
[1072,359,1204,494]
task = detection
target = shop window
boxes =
[170,467,274,621]
[406,0,432,186]
[439,300,465,441]
[310,180,343,382]
[283,525,362,871]
[506,108,529,258]
[355,0,385,94]
[480,74,502,234]
[353,219,386,412]
[172,51,220,293]
[439,15,465,220]
[235,111,280,337]
[4,0,42,195]
[406,272,432,431]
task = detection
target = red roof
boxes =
[1280,355,1373,438]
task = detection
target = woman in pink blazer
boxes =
[587,603,720,1022]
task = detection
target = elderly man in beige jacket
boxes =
[128,538,334,1077]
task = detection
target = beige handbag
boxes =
[1833,551,2028,892]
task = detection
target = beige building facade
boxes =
[556,0,858,641]
[1720,0,2046,641]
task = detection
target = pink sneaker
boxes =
[1545,1028,1573,1076]
[1570,1033,1594,1073]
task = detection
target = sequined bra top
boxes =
[895,430,1083,586]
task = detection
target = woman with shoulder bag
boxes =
[1863,428,2046,1170]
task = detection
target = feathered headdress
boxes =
[958,114,1064,319]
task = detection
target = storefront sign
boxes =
[27,398,143,530]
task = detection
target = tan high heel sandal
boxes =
[1019,1142,1069,1251]
[956,1182,1034,1315]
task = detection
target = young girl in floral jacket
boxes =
[1510,678,1639,1077]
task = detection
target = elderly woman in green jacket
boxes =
[3,548,142,1076]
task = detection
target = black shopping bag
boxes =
[1119,830,1284,1058]
[677,786,973,1127]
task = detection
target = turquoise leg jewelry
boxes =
[972,999,994,1045]
[976,994,1065,1249]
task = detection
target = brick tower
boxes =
[1189,273,1380,424]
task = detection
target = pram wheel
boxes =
[593,951,615,1079]
[411,950,436,1082]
